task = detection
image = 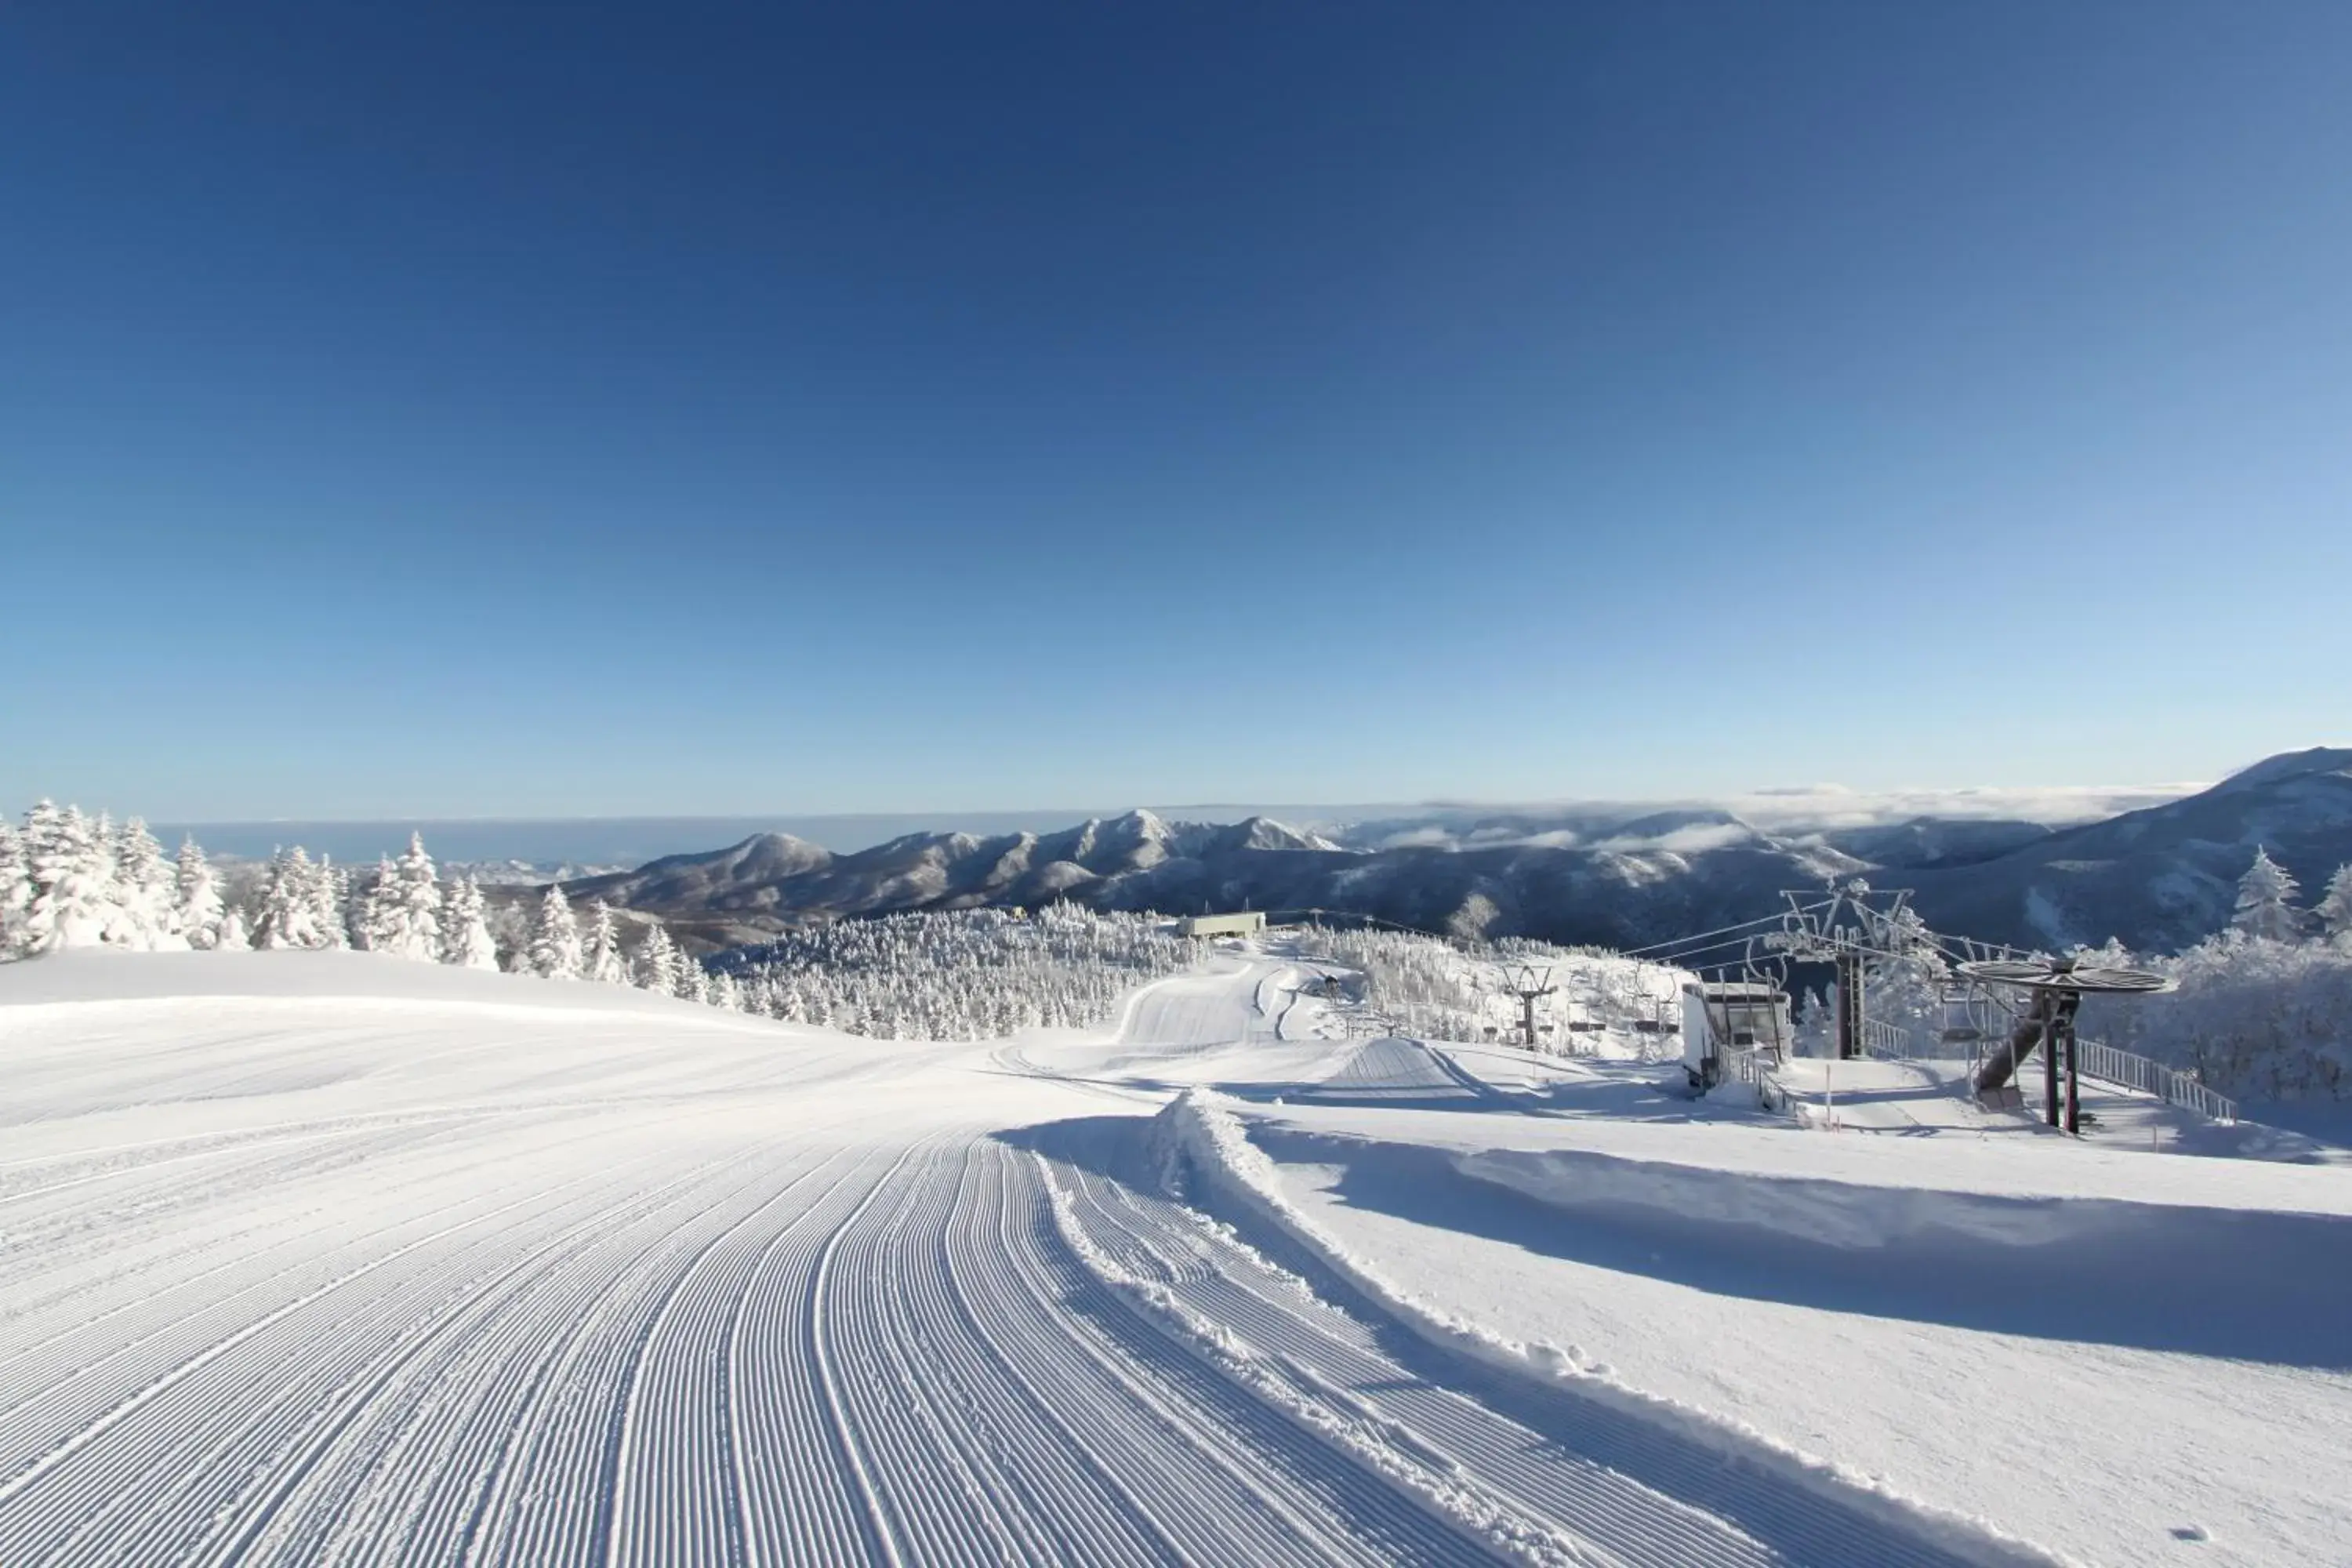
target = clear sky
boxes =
[4,2,2347,819]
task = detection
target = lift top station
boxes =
[1681,981,1794,1091]
[1959,956,2175,1133]
[1760,882,1930,1061]
[1178,911,1267,939]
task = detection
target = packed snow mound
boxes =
[1296,1036,1486,1102]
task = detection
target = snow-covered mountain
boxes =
[1905,746,2352,951]
[566,749,2352,955]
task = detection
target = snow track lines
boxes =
[0,973,2055,1566]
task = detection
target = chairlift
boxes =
[1936,982,1996,1048]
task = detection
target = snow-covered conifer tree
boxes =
[217,905,252,951]
[313,856,353,950]
[583,900,628,983]
[2231,848,2303,943]
[528,887,583,978]
[441,877,500,970]
[255,848,323,949]
[110,818,183,949]
[636,923,681,993]
[357,856,399,951]
[87,812,128,943]
[375,834,444,960]
[17,803,114,953]
[0,820,27,958]
[174,838,227,949]
[678,956,710,1004]
[2317,864,2352,949]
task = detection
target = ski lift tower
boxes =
[1502,963,1556,1050]
[1769,883,1915,1060]
[1958,957,2175,1134]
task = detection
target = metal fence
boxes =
[1860,1019,1925,1062]
[2074,1036,2238,1124]
[1858,1018,2238,1126]
[1716,1042,1789,1112]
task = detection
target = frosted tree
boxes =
[1795,986,1834,1057]
[636,923,681,994]
[528,887,584,979]
[356,856,399,951]
[2231,847,2303,943]
[87,812,127,943]
[311,856,353,950]
[2317,865,2352,949]
[174,838,227,949]
[17,803,114,953]
[110,818,183,950]
[583,900,628,984]
[375,834,444,960]
[0,820,27,958]
[216,905,252,951]
[254,848,325,949]
[710,970,743,1011]
[1864,906,1948,1032]
[440,877,500,970]
[1447,891,1501,945]
[678,955,710,1004]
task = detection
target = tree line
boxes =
[0,801,744,1004]
[0,800,1203,1033]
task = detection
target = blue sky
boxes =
[4,2,2347,818]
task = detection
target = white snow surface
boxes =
[2,947,2347,1566]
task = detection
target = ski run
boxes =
[2,946,2347,1566]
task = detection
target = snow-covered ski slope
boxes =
[2,949,2346,1566]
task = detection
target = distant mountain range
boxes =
[564,748,2352,957]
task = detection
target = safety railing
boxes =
[2074,1037,2238,1124]
[1719,1042,1793,1113]
[1860,1019,1924,1062]
[1859,1018,2237,1125]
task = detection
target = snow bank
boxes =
[1032,1156,1599,1566]
[1446,1142,2352,1370]
[1150,1089,2066,1568]
[1454,1142,2352,1250]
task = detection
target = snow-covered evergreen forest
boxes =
[719,905,1197,1039]
[2067,849,2352,1102]
[0,800,747,1007]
